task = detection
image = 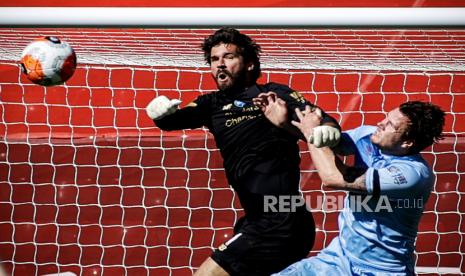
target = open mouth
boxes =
[217,71,230,81]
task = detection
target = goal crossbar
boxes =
[0,7,465,27]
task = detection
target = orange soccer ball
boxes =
[20,36,77,86]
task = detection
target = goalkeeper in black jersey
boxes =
[146,27,341,276]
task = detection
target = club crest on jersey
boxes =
[234,100,246,108]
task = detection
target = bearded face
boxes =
[210,43,250,91]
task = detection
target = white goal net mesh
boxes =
[0,28,464,275]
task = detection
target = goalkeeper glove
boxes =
[146,96,182,120]
[309,125,341,148]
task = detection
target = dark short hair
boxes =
[201,27,262,82]
[399,101,446,154]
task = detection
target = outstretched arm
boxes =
[146,95,206,130]
[306,143,367,192]
[292,107,367,193]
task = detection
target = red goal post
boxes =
[0,7,465,276]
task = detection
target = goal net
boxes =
[0,27,464,275]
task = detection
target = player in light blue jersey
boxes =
[253,95,445,275]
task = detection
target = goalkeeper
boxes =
[146,27,340,276]
[255,95,445,275]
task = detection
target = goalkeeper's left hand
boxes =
[308,125,341,148]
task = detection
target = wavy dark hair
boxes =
[201,27,262,82]
[399,101,446,154]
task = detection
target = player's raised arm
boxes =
[291,106,367,193]
[252,92,289,127]
[253,91,341,148]
[269,84,341,140]
[146,95,208,131]
[146,95,182,120]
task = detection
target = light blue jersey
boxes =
[274,126,434,275]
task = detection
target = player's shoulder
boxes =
[195,91,220,103]
[260,82,308,104]
[345,125,377,141]
[261,82,293,93]
[386,157,434,192]
[357,125,377,135]
[390,153,432,175]
[192,91,223,110]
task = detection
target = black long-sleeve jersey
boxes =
[155,82,337,215]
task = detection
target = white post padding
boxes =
[0,7,464,27]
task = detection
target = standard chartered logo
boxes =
[223,104,261,127]
[225,114,257,127]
